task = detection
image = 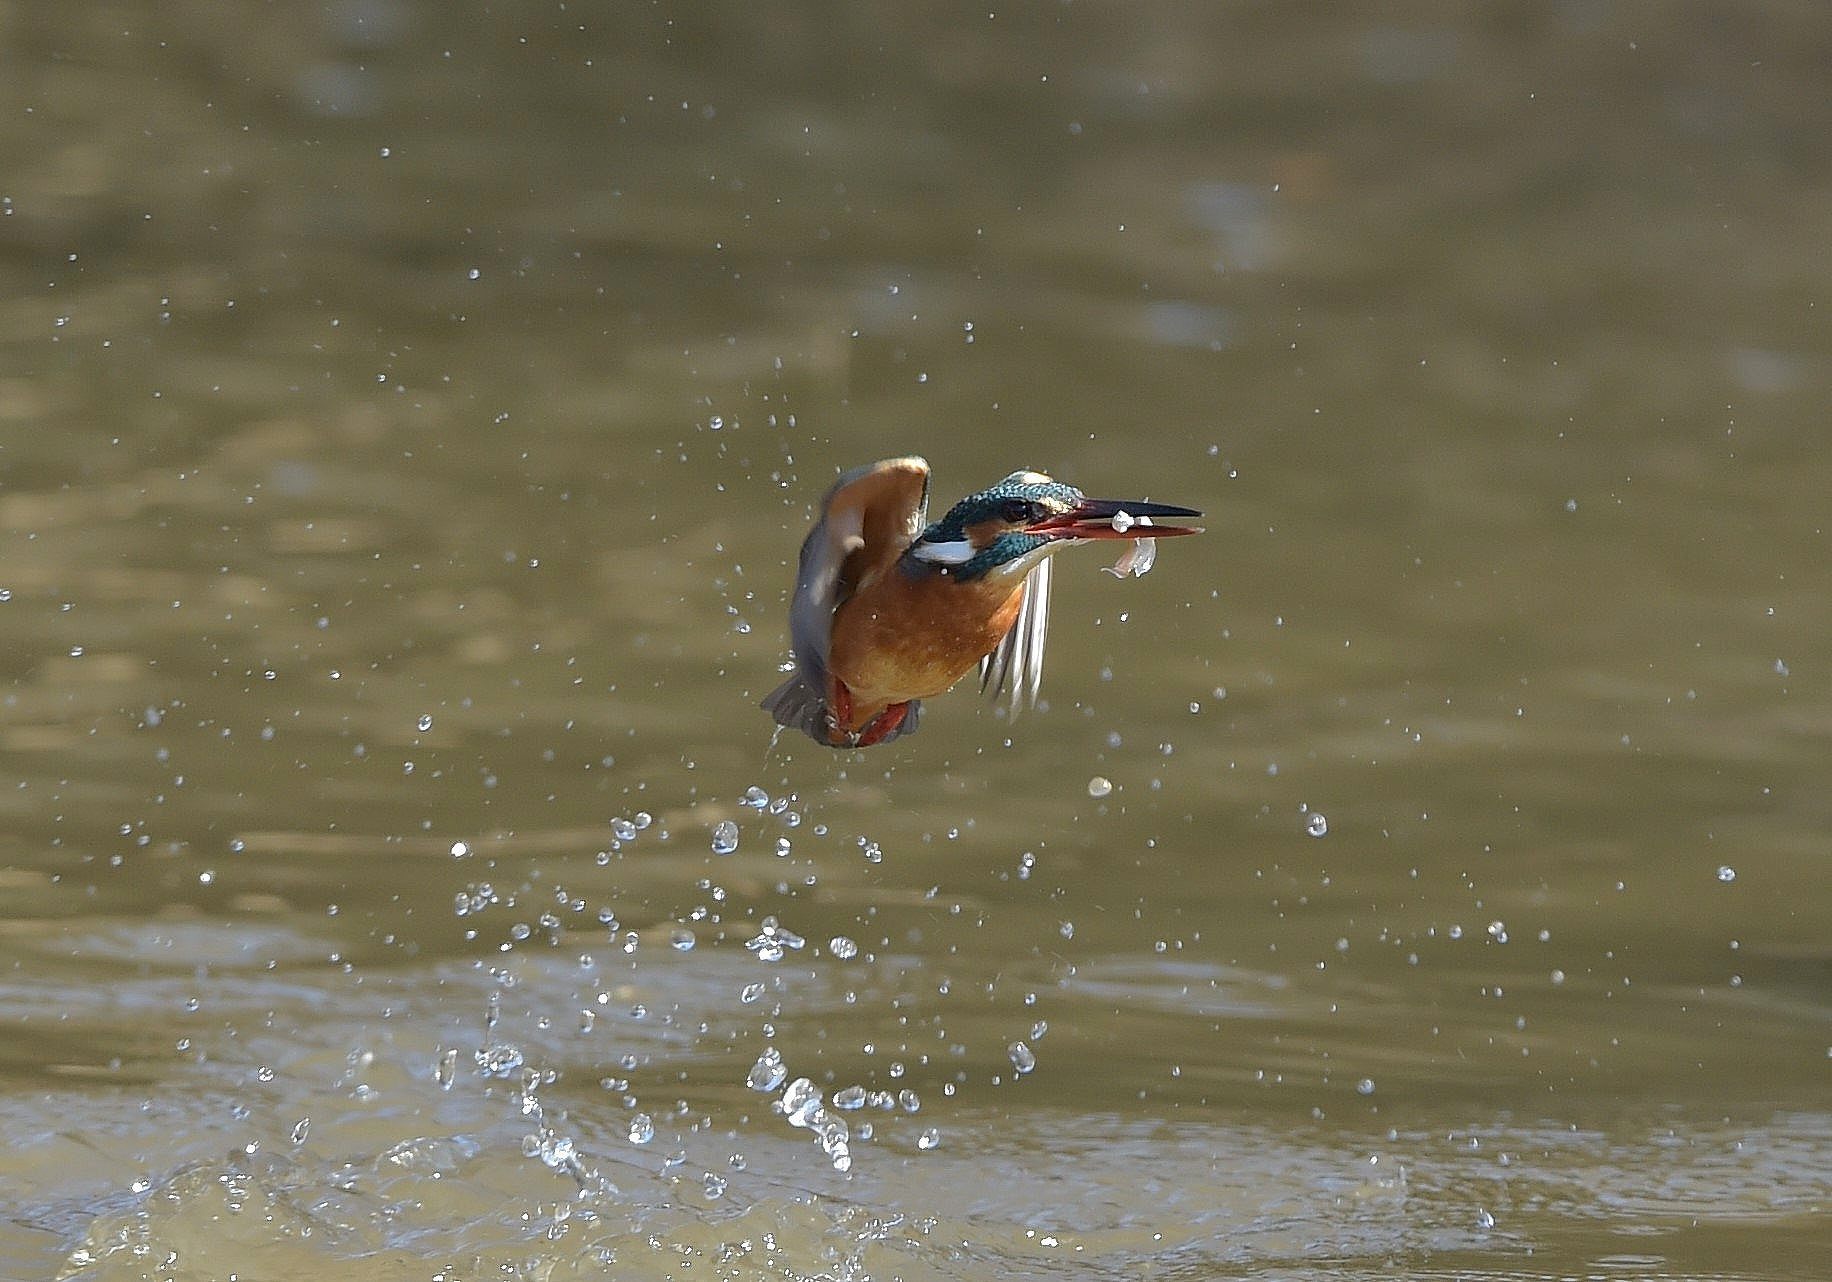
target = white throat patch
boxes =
[909,538,977,566]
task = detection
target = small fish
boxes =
[1102,511,1156,578]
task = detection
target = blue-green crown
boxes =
[910,471,1083,581]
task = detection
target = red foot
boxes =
[855,701,911,747]
[824,680,909,747]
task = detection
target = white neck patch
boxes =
[910,538,977,566]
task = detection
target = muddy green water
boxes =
[2,3,1828,1279]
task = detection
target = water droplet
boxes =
[702,1172,727,1199]
[627,1113,655,1144]
[1475,1207,1496,1230]
[538,1134,577,1169]
[417,714,433,732]
[435,1047,459,1088]
[1716,865,1736,883]
[610,817,637,841]
[710,820,740,855]
[670,927,696,951]
[1087,776,1113,798]
[450,840,471,859]
[1008,1041,1037,1075]
[739,981,766,1005]
[780,1077,823,1127]
[473,1043,522,1079]
[917,1127,941,1151]
[828,935,859,960]
[745,915,805,962]
[1306,812,1329,838]
[289,1117,311,1145]
[747,1047,787,1092]
[1356,1077,1376,1096]
[739,785,770,809]
[833,1085,867,1110]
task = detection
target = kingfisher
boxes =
[762,457,1202,748]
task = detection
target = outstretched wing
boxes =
[763,457,930,742]
[978,553,1052,716]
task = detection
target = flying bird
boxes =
[762,457,1201,747]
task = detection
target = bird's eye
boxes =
[1000,498,1036,524]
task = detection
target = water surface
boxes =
[2,3,1829,1279]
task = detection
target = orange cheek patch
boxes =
[962,517,1008,549]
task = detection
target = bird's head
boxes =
[907,469,1202,581]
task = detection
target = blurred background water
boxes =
[2,2,1829,1278]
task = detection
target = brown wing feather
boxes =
[823,457,932,612]
[762,457,930,743]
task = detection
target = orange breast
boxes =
[828,566,1024,719]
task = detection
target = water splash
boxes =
[747,1046,788,1092]
[745,916,805,963]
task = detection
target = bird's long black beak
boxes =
[1026,497,1204,541]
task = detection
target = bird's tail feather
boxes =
[760,673,831,745]
[761,675,924,748]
